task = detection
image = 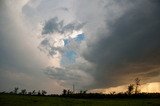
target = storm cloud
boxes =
[81,0,160,88]
[44,66,93,88]
[1,0,160,93]
[42,17,85,35]
[36,0,160,89]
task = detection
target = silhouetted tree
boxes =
[41,90,47,95]
[62,89,67,95]
[135,78,140,94]
[31,90,36,95]
[80,90,87,94]
[67,89,72,95]
[110,91,116,95]
[13,87,19,94]
[83,90,87,94]
[20,89,27,95]
[80,90,83,94]
[38,90,41,95]
[127,84,134,95]
[28,92,32,95]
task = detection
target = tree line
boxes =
[0,78,160,98]
[1,87,47,96]
[59,78,160,99]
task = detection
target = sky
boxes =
[0,0,160,94]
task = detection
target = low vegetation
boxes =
[0,78,160,106]
[0,93,160,106]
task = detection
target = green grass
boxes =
[0,94,160,106]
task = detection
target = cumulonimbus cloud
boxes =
[81,0,160,88]
[1,0,160,93]
[40,0,160,90]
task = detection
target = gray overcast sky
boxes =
[0,0,160,94]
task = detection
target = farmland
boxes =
[0,93,160,106]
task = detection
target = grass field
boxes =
[0,94,160,106]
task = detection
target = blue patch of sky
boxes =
[65,50,77,61]
[74,33,85,43]
[63,33,85,46]
[61,33,85,65]
[63,39,70,46]
[61,50,77,65]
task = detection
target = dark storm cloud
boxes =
[44,67,81,81]
[42,17,63,34]
[44,66,93,88]
[82,0,160,88]
[42,17,85,35]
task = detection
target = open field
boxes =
[0,94,160,106]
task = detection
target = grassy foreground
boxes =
[0,94,160,106]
